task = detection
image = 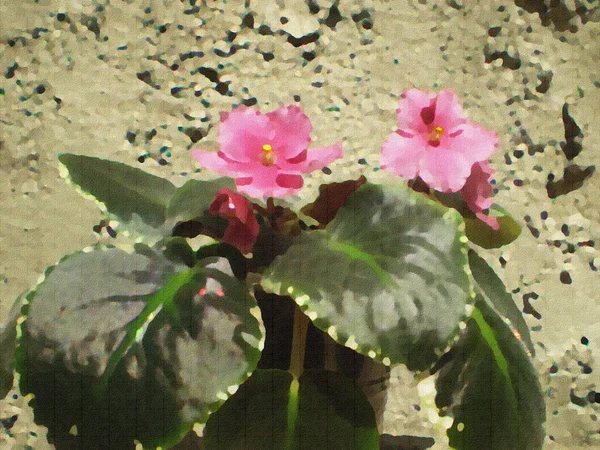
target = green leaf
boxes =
[262,182,472,370]
[17,245,264,449]
[468,250,535,355]
[464,206,521,249]
[58,153,177,240]
[0,296,22,398]
[203,369,379,450]
[435,298,545,450]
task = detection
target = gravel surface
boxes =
[1,1,598,448]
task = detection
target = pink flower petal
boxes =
[234,166,301,198]
[266,105,313,159]
[396,89,435,133]
[380,132,421,180]
[445,122,498,165]
[280,143,343,173]
[461,161,494,212]
[192,104,343,199]
[461,161,499,230]
[433,90,467,132]
[192,150,257,175]
[420,148,472,192]
[381,89,499,194]
[276,173,304,190]
[476,212,500,230]
[218,107,273,162]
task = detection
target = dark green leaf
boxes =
[58,153,177,239]
[468,250,534,355]
[379,434,434,450]
[262,182,471,370]
[296,370,380,450]
[464,206,521,249]
[162,236,197,267]
[435,298,545,450]
[0,296,22,398]
[203,369,379,450]
[18,246,264,449]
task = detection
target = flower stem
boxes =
[284,304,309,450]
[288,303,310,380]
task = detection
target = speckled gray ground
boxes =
[0,1,598,449]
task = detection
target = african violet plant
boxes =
[0,90,545,450]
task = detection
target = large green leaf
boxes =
[58,153,177,240]
[468,250,534,355]
[17,245,264,449]
[0,296,22,398]
[59,153,242,244]
[435,298,545,450]
[262,182,472,370]
[203,369,379,450]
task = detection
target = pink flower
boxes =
[209,188,260,254]
[192,105,343,198]
[461,162,499,230]
[380,89,498,192]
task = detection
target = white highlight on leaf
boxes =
[193,423,205,437]
[227,384,239,395]
[465,304,474,316]
[241,331,261,349]
[382,357,391,366]
[457,422,465,432]
[368,350,377,359]
[287,286,294,294]
[327,326,338,340]
[345,335,358,350]
[216,391,228,401]
[306,310,318,321]
[296,295,309,306]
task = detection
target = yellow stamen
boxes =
[261,144,275,166]
[429,126,444,142]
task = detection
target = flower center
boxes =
[261,144,275,166]
[428,126,444,147]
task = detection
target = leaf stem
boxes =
[285,304,308,450]
[288,303,309,380]
[284,378,300,450]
